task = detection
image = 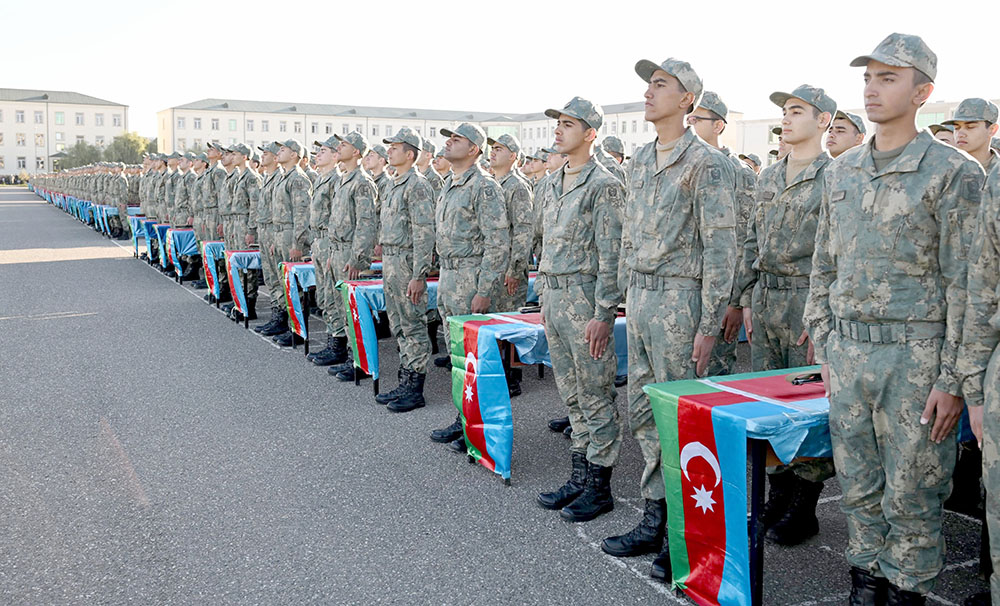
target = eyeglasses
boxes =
[686,116,718,125]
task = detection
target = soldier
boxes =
[363,144,391,201]
[300,152,319,184]
[254,142,288,336]
[110,163,129,239]
[417,140,444,196]
[533,97,624,524]
[739,152,762,174]
[217,145,241,312]
[737,85,837,547]
[228,143,263,321]
[804,33,983,603]
[929,123,955,145]
[601,59,736,584]
[367,128,435,410]
[487,134,534,396]
[427,123,510,452]
[201,143,231,303]
[601,136,627,165]
[302,136,341,359]
[826,110,866,158]
[172,153,194,228]
[594,139,627,186]
[945,98,1000,169]
[522,151,547,188]
[432,147,452,180]
[185,153,208,286]
[267,139,313,345]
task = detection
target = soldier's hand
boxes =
[921,388,963,443]
[406,279,425,305]
[821,364,830,397]
[245,234,255,246]
[722,306,743,343]
[289,248,302,262]
[968,404,984,447]
[269,244,275,256]
[742,307,753,344]
[217,224,224,237]
[344,263,361,280]
[504,276,520,296]
[471,295,490,314]
[185,216,193,226]
[796,330,814,364]
[373,244,382,258]
[691,333,716,377]
[584,319,610,359]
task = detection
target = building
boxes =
[0,88,128,176]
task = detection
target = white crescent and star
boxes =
[680,441,722,514]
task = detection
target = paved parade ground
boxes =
[0,186,988,604]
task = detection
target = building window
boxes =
[16,133,25,146]
[76,135,84,144]
[325,123,332,134]
[0,157,4,168]
[36,157,44,170]
[95,113,104,126]
[279,121,287,133]
[177,117,186,129]
[113,114,122,127]
[356,124,363,133]
[193,138,201,149]
[620,121,626,134]
[632,120,637,133]
[385,125,392,136]
[342,124,349,135]
[96,136,105,146]
[631,143,637,153]
[261,120,269,132]
[15,110,25,123]
[75,113,84,126]
[34,111,43,124]
[310,122,318,134]
[228,119,237,131]
[177,138,186,150]
[55,132,63,141]
[17,157,27,169]
[430,127,437,138]
[247,119,254,132]
[210,118,219,130]
[55,144,64,152]
[294,122,302,133]
[371,125,378,136]
[415,127,421,136]
[0,110,3,122]
[536,127,541,138]
[611,122,617,134]
[193,117,202,129]
[55,112,64,125]
[34,134,44,146]
[643,121,649,132]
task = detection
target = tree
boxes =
[103,131,149,164]
[146,138,158,154]
[59,141,102,169]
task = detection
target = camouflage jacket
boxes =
[596,146,628,188]
[272,165,313,250]
[232,167,262,219]
[179,170,198,218]
[380,166,436,280]
[330,166,379,270]
[218,167,241,216]
[308,169,337,236]
[257,167,284,230]
[497,169,534,278]
[201,163,228,216]
[422,165,444,198]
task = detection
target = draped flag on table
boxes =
[646,367,827,606]
[337,280,380,380]
[201,241,225,299]
[165,229,176,269]
[282,262,310,338]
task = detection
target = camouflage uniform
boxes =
[219,167,241,247]
[489,134,534,312]
[422,165,444,198]
[201,161,227,242]
[327,160,378,338]
[231,164,262,249]
[271,162,313,311]
[307,166,338,335]
[258,164,284,307]
[804,128,983,592]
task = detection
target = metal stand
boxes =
[243,274,250,330]
[748,439,767,606]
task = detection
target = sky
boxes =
[7,0,1000,138]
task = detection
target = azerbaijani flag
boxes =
[201,241,225,299]
[337,279,381,380]
[646,367,826,606]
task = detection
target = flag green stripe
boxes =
[652,388,692,586]
[337,283,360,360]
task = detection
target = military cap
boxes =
[544,97,604,131]
[850,32,937,82]
[738,153,762,167]
[315,135,339,149]
[334,131,369,156]
[772,126,783,136]
[601,136,625,156]
[698,91,729,122]
[929,124,955,135]
[383,127,422,151]
[207,141,227,151]
[768,149,779,157]
[278,139,305,156]
[770,85,837,117]
[257,141,282,155]
[634,57,704,108]
[527,149,549,162]
[834,110,867,135]
[440,122,487,153]
[421,140,436,154]
[434,147,446,158]
[370,143,389,161]
[228,142,252,158]
[487,133,522,155]
[943,98,1000,126]
[183,151,197,161]
[250,150,260,164]
[540,146,559,155]
[166,151,183,160]
[195,152,209,164]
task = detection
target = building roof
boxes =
[0,88,125,107]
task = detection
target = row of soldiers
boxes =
[31,31,1000,604]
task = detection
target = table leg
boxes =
[749,439,766,606]
[538,365,544,379]
[372,378,379,396]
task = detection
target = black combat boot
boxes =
[848,567,888,606]
[376,368,409,405]
[254,306,281,333]
[507,367,522,398]
[447,437,466,453]
[334,366,368,381]
[430,415,463,443]
[548,416,571,433]
[650,548,671,582]
[221,302,236,315]
[231,297,257,322]
[388,372,426,413]
[537,452,588,510]
[312,336,348,367]
[601,499,666,556]
[306,335,333,362]
[560,463,614,522]
[766,477,823,545]
[963,592,990,606]
[273,331,304,347]
[434,355,451,368]
[886,583,925,606]
[762,468,797,530]
[260,312,289,337]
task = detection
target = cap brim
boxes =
[769,91,793,109]
[849,52,909,69]
[439,128,456,139]
[738,154,749,160]
[486,137,498,146]
[634,59,660,83]
[382,137,400,145]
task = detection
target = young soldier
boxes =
[929,123,955,145]
[427,123,510,451]
[737,85,838,546]
[363,144,391,202]
[303,137,342,360]
[739,152,762,174]
[300,152,319,184]
[432,148,452,180]
[229,143,263,321]
[254,142,288,335]
[946,98,1000,169]
[804,34,983,603]
[418,140,444,196]
[602,59,736,584]
[533,97,625,524]
[826,110,867,158]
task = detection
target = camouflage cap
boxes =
[207,141,227,152]
[929,124,955,135]
[334,131,370,156]
[529,149,549,162]
[440,122,487,153]
[369,143,389,161]
[544,96,604,131]
[166,151,183,160]
[278,139,305,157]
[601,136,625,156]
[850,32,937,82]
[769,84,837,117]
[942,98,1000,125]
[314,135,339,149]
[194,152,209,164]
[183,151,197,161]
[434,147,446,158]
[540,145,560,155]
[634,58,704,108]
[772,126,783,136]
[738,153,762,167]
[835,110,867,135]
[486,133,522,155]
[421,140,436,154]
[250,150,261,164]
[383,127,422,151]
[257,141,282,155]
[228,142,252,158]
[698,91,729,122]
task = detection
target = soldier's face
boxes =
[207,149,221,162]
[686,107,723,141]
[953,121,998,155]
[317,146,339,168]
[444,135,476,162]
[261,151,275,166]
[362,151,376,170]
[277,147,292,163]
[490,144,514,168]
[780,99,826,146]
[862,61,931,124]
[545,154,567,172]
[554,116,591,155]
[644,71,690,123]
[826,118,863,157]
[179,158,191,170]
[432,156,451,173]
[419,150,433,164]
[934,131,955,146]
[387,142,411,167]
[336,142,358,163]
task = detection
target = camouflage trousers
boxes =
[203,211,221,245]
[312,237,349,338]
[437,258,483,325]
[753,282,835,483]
[542,277,621,467]
[827,330,956,594]
[116,203,130,237]
[258,229,282,309]
[495,270,529,313]
[981,349,1000,604]
[627,276,700,500]
[707,322,737,377]
[223,215,250,250]
[384,250,430,373]
[270,227,297,311]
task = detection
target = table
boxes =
[201,241,226,301]
[168,229,199,282]
[128,215,148,257]
[282,262,316,352]
[226,250,262,328]
[154,224,171,270]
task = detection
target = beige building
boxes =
[0,88,127,176]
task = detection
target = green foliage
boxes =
[103,132,149,164]
[58,141,102,169]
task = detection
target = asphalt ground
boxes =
[0,186,988,605]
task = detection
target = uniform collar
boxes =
[653,126,699,173]
[553,156,599,198]
[780,151,831,189]
[847,129,934,177]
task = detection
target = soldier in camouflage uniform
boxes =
[739,152,762,174]
[254,142,288,336]
[427,123,510,451]
[302,136,341,357]
[363,144,391,202]
[594,141,627,186]
[367,128,436,410]
[110,163,129,239]
[532,97,624,524]
[417,140,444,196]
[602,60,736,584]
[432,147,451,180]
[201,144,231,303]
[301,152,319,184]
[734,85,837,546]
[826,110,867,159]
[216,143,241,304]
[803,34,983,602]
[929,123,955,146]
[172,153,194,228]
[228,143,263,321]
